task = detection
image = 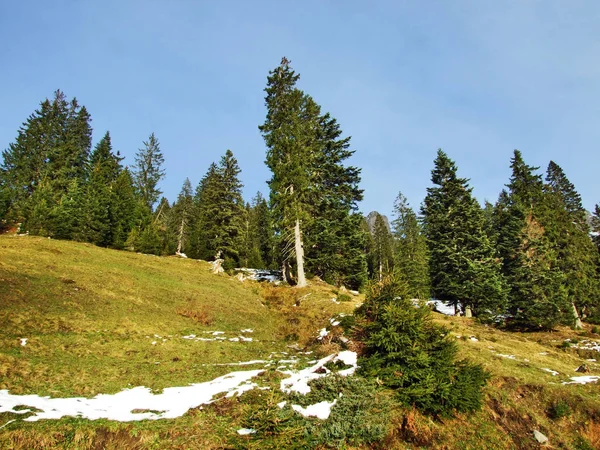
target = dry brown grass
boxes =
[175,303,213,325]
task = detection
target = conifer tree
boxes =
[251,192,275,268]
[304,112,367,289]
[422,150,506,318]
[110,168,136,249]
[1,90,92,232]
[191,151,245,266]
[78,132,123,247]
[171,178,194,255]
[392,193,430,299]
[370,213,394,282]
[544,161,599,327]
[260,58,319,287]
[132,133,165,212]
[496,150,569,329]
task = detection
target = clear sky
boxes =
[1,1,599,217]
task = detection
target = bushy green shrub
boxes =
[548,400,572,419]
[337,293,352,302]
[355,275,489,417]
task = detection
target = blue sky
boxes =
[1,1,599,217]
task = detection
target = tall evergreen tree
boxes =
[392,193,430,299]
[132,133,165,212]
[422,150,506,318]
[111,168,136,249]
[544,161,599,327]
[370,213,394,282]
[304,112,367,289]
[251,192,275,269]
[1,90,92,232]
[495,150,569,329]
[260,57,320,287]
[78,132,123,247]
[171,178,194,255]
[190,151,245,266]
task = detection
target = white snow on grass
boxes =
[237,428,256,435]
[291,399,337,420]
[562,376,600,385]
[280,351,358,395]
[496,354,517,360]
[240,329,254,333]
[541,368,559,376]
[0,350,358,424]
[317,328,328,340]
[427,300,456,316]
[19,338,27,347]
[0,370,263,422]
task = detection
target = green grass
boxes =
[2,234,600,449]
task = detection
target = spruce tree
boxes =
[422,150,506,318]
[356,276,489,417]
[110,168,136,249]
[370,213,394,282]
[304,112,367,289]
[171,178,194,255]
[251,192,275,268]
[496,150,569,329]
[392,193,430,299]
[544,161,599,327]
[1,90,92,232]
[190,151,245,267]
[260,58,319,287]
[132,133,165,212]
[78,132,123,247]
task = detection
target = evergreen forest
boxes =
[2,58,600,331]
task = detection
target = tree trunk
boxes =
[465,305,472,318]
[177,217,185,254]
[379,259,383,282]
[572,302,583,329]
[294,218,306,287]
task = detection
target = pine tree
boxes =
[370,213,394,282]
[190,151,245,267]
[78,132,123,247]
[260,57,319,287]
[392,193,430,299]
[111,168,136,249]
[1,90,92,232]
[171,178,194,255]
[251,192,275,268]
[132,133,165,212]
[544,161,599,327]
[304,112,367,289]
[496,150,569,329]
[422,150,506,318]
[357,276,489,416]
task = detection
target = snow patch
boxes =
[427,299,457,316]
[317,328,328,340]
[496,354,517,360]
[19,338,27,347]
[292,400,337,420]
[237,428,256,435]
[280,351,357,395]
[562,376,600,385]
[0,370,263,422]
[541,368,559,376]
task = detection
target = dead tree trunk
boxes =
[294,218,306,288]
[572,303,583,329]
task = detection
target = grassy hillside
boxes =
[1,235,600,449]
